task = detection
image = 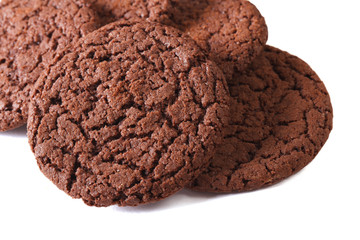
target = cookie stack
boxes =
[0,0,333,207]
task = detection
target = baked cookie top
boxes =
[188,46,333,192]
[28,21,230,207]
[91,0,169,25]
[0,0,100,131]
[166,0,268,73]
[93,0,268,74]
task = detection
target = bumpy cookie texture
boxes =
[91,0,169,25]
[92,0,267,75]
[165,0,268,74]
[0,0,99,131]
[28,21,230,207]
[188,46,333,192]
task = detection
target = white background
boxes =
[1,0,359,239]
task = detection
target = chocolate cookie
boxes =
[165,0,268,73]
[92,0,268,74]
[28,21,230,207]
[91,0,169,25]
[188,46,333,192]
[0,0,100,131]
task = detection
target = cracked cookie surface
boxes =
[0,0,100,131]
[91,0,169,25]
[188,46,333,192]
[28,21,230,207]
[165,0,268,74]
[92,0,268,75]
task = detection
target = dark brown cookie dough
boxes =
[188,46,333,192]
[165,0,268,73]
[28,21,230,207]
[91,0,169,25]
[0,0,100,132]
[92,0,268,74]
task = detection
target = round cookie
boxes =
[0,0,100,131]
[91,0,169,25]
[165,0,268,73]
[28,21,230,207]
[188,46,333,192]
